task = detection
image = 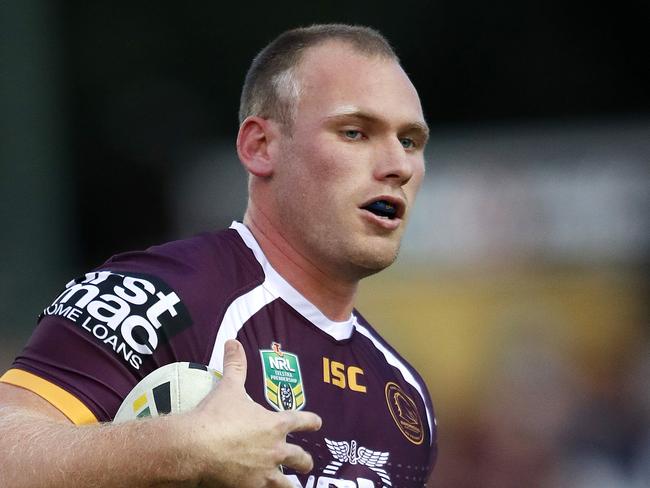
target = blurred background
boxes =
[1,1,648,486]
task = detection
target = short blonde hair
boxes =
[239,24,398,129]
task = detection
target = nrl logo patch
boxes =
[260,342,305,411]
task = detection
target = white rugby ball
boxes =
[113,362,222,423]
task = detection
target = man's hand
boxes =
[179,339,322,487]
[0,339,320,488]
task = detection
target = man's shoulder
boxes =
[352,312,405,359]
[353,311,429,388]
[56,226,266,328]
[98,226,264,291]
[19,226,266,422]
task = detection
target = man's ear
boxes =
[236,116,278,177]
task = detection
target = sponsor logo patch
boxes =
[385,381,424,445]
[260,342,305,411]
[285,438,392,488]
[324,438,392,487]
[40,271,192,370]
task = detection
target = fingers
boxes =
[279,410,322,435]
[221,339,247,388]
[281,443,314,474]
[267,470,297,488]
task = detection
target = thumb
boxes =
[222,339,247,388]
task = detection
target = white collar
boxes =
[230,221,356,341]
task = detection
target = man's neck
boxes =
[243,209,358,322]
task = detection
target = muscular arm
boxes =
[0,340,321,488]
[0,384,197,487]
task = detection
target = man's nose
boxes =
[373,137,414,185]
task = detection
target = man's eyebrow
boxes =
[403,121,430,144]
[325,107,430,142]
[325,107,377,122]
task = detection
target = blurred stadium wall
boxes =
[0,1,74,360]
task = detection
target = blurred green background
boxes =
[1,1,648,486]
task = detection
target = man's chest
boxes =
[232,312,433,488]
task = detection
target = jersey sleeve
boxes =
[1,230,264,424]
[2,267,197,424]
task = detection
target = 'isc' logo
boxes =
[322,357,366,393]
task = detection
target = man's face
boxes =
[270,41,428,281]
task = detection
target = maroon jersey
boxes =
[2,222,437,487]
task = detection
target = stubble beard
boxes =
[345,233,402,280]
[298,215,403,282]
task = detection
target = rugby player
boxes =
[0,24,436,487]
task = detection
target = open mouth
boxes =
[361,198,403,220]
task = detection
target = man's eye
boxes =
[400,137,416,149]
[343,130,363,140]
